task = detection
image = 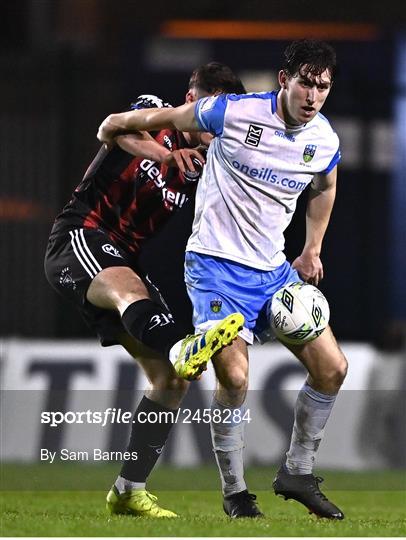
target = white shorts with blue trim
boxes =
[184,251,301,344]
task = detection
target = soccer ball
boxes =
[269,282,330,345]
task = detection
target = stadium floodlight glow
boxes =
[160,20,380,41]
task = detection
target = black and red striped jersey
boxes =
[51,127,200,255]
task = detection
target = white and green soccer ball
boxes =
[269,282,330,345]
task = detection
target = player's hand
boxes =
[163,148,205,173]
[292,250,324,286]
[97,115,132,144]
[198,132,214,146]
[97,117,115,143]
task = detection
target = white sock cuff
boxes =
[115,475,146,494]
[211,397,247,427]
[168,338,183,365]
[303,381,337,404]
[210,397,247,451]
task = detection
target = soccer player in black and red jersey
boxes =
[44,63,246,517]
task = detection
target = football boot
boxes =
[273,466,344,519]
[106,486,178,518]
[223,490,264,518]
[174,313,244,380]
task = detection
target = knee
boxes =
[334,354,348,386]
[151,374,189,399]
[320,355,348,391]
[219,368,248,394]
[165,375,190,395]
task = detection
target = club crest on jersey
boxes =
[303,144,317,163]
[59,266,77,290]
[210,299,222,313]
[102,244,123,258]
[245,124,263,147]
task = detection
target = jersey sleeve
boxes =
[322,147,341,174]
[194,94,228,137]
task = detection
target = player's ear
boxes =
[185,90,195,103]
[278,69,288,89]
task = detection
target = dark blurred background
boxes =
[1,0,406,347]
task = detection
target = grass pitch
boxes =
[1,465,405,536]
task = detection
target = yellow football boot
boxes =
[174,312,244,380]
[106,486,178,518]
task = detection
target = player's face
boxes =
[185,87,213,103]
[280,66,332,125]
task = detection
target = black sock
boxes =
[121,299,184,358]
[120,396,177,482]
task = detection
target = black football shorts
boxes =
[44,227,168,346]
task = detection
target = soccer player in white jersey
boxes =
[98,40,348,520]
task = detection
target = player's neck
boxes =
[276,90,306,129]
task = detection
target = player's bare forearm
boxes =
[292,167,337,285]
[303,168,337,255]
[97,103,199,143]
[116,134,205,173]
[115,134,171,163]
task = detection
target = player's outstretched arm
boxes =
[114,133,205,173]
[292,166,337,285]
[97,103,199,144]
[115,132,172,163]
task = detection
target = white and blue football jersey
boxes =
[186,91,340,270]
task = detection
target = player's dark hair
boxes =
[189,62,246,95]
[283,39,337,81]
